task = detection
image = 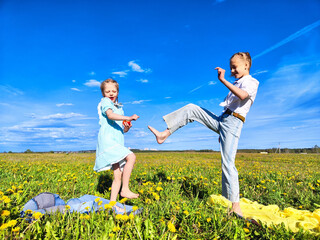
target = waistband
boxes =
[225,109,245,123]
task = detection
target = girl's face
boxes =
[103,83,118,102]
[230,56,249,79]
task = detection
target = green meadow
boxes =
[1,152,320,239]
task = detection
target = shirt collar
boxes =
[235,74,251,84]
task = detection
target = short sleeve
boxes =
[101,98,115,115]
[241,78,259,98]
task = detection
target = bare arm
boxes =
[215,67,249,100]
[106,109,139,121]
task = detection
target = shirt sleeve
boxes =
[101,98,115,116]
[241,78,259,98]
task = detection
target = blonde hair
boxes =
[230,52,252,70]
[100,78,120,103]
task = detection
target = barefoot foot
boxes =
[148,126,170,144]
[120,190,139,199]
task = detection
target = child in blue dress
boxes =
[94,78,139,202]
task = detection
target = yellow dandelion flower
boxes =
[104,204,112,209]
[7,189,14,193]
[0,191,3,196]
[243,228,250,233]
[80,214,90,220]
[94,197,101,203]
[115,214,122,220]
[119,198,128,204]
[167,221,176,233]
[145,199,151,204]
[156,186,163,192]
[12,227,20,232]
[109,233,115,237]
[65,205,71,210]
[138,189,144,194]
[1,210,10,217]
[122,215,129,221]
[112,226,121,232]
[33,212,43,220]
[3,197,11,204]
[109,201,116,207]
[98,201,103,206]
[132,206,138,211]
[7,220,17,227]
[183,210,189,215]
[207,218,212,223]
[0,223,8,230]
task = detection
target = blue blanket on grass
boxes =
[21,192,142,221]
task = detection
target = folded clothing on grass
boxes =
[21,192,142,221]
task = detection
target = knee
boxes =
[185,103,198,111]
[127,153,136,164]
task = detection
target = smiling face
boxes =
[230,55,250,79]
[102,82,118,102]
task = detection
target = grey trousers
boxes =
[163,104,243,202]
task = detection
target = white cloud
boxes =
[89,71,96,76]
[84,79,101,87]
[112,71,128,78]
[56,103,74,107]
[165,97,172,99]
[41,112,87,120]
[72,80,76,83]
[128,61,151,73]
[137,79,149,83]
[130,100,152,104]
[253,19,320,60]
[71,88,81,91]
[208,81,217,85]
[252,70,268,76]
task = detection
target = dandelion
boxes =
[132,206,138,211]
[104,204,112,209]
[167,221,176,232]
[12,227,20,232]
[98,201,103,206]
[109,201,116,207]
[0,223,8,230]
[90,183,94,186]
[115,214,122,220]
[94,197,101,203]
[122,215,129,221]
[119,198,128,204]
[65,205,71,210]
[1,210,10,217]
[138,189,144,194]
[112,226,120,232]
[33,212,43,220]
[7,220,17,227]
[243,228,250,233]
[156,186,163,192]
[145,199,151,204]
[129,213,134,220]
[207,218,212,223]
[183,210,189,216]
[109,233,115,237]
[80,214,90,220]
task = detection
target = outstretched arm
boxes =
[106,109,139,121]
[215,67,249,100]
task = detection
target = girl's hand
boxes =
[215,67,226,82]
[129,114,139,121]
[123,120,132,132]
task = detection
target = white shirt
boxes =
[220,75,259,118]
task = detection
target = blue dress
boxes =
[94,98,132,172]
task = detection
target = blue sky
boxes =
[1,0,320,152]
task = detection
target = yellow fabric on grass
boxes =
[208,194,320,234]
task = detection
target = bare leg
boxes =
[110,163,122,202]
[148,126,171,144]
[232,202,243,216]
[120,153,139,199]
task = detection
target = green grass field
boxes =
[1,152,320,239]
